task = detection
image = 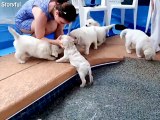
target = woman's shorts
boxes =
[15,18,33,31]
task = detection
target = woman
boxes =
[15,0,77,46]
[150,0,160,52]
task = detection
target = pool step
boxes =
[0,46,15,56]
[0,24,14,51]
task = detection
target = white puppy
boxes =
[8,27,62,63]
[120,29,155,60]
[93,24,115,46]
[56,35,93,87]
[85,18,100,27]
[85,18,115,46]
[69,27,98,55]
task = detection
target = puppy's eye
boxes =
[89,23,91,24]
[74,37,77,39]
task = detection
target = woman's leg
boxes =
[19,19,34,34]
[54,24,64,38]
[20,19,63,38]
[20,19,57,34]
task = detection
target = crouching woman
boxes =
[15,0,77,47]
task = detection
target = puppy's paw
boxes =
[85,51,89,55]
[80,83,85,87]
[94,46,98,49]
[88,80,93,85]
[55,59,60,62]
[17,59,26,64]
[89,77,93,85]
[126,49,132,54]
[137,54,142,58]
[47,56,56,61]
[80,80,86,87]
[19,61,26,64]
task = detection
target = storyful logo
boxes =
[0,2,21,8]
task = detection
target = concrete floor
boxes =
[29,58,160,120]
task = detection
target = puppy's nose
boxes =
[86,25,88,27]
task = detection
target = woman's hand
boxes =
[54,36,64,48]
[40,37,63,48]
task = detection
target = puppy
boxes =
[85,18,115,46]
[69,26,98,55]
[56,35,93,87]
[120,29,155,60]
[8,27,62,63]
[93,24,115,46]
[85,18,100,27]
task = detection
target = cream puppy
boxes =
[93,24,115,46]
[120,29,155,60]
[85,19,115,46]
[69,26,98,55]
[85,18,100,27]
[56,35,93,87]
[8,27,62,63]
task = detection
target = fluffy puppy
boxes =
[85,18,100,27]
[120,29,155,60]
[8,27,62,63]
[69,26,98,55]
[85,18,115,46]
[56,35,93,87]
[93,24,115,46]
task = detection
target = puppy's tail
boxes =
[104,24,115,31]
[8,26,20,40]
[120,29,129,40]
[102,24,115,34]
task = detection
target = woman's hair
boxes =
[51,0,69,4]
[57,0,69,4]
[55,2,77,22]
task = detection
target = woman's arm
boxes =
[32,7,47,39]
[55,24,64,38]
[41,37,61,46]
[32,7,62,47]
